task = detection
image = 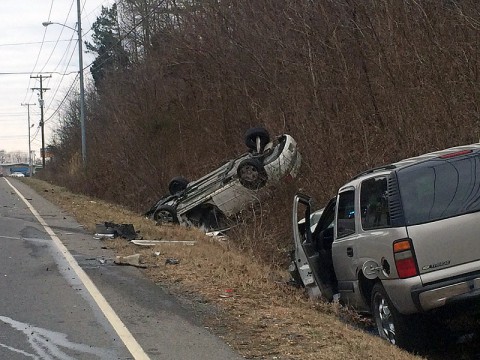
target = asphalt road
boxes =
[0,177,242,360]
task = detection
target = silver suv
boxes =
[290,144,480,349]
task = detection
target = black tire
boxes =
[237,158,268,190]
[371,282,422,350]
[168,176,189,195]
[153,205,179,224]
[244,127,270,152]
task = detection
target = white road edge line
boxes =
[5,179,150,360]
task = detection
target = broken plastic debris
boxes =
[205,231,228,240]
[94,223,116,239]
[131,239,196,246]
[94,222,137,240]
[114,254,147,268]
[219,289,235,298]
[94,233,115,240]
[165,258,179,265]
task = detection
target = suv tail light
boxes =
[393,239,418,278]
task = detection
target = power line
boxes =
[44,74,79,124]
[0,112,36,116]
[31,126,41,144]
[33,0,86,139]
[22,0,54,105]
[0,116,38,120]
[40,0,76,117]
[39,0,76,74]
[0,40,74,47]
[0,135,29,139]
[44,31,78,113]
[41,0,75,95]
[20,0,117,138]
[84,0,163,72]
[0,71,78,76]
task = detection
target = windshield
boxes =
[397,152,480,225]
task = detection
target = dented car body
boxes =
[146,128,301,230]
[290,144,480,349]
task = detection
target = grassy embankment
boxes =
[24,177,421,360]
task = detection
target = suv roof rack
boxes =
[350,164,397,181]
[350,145,480,182]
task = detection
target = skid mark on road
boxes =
[0,315,116,360]
[0,234,50,243]
[0,342,36,359]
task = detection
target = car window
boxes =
[398,153,480,225]
[360,176,390,230]
[336,190,355,238]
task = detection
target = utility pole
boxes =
[30,74,51,169]
[42,1,86,167]
[21,102,36,176]
[77,0,87,166]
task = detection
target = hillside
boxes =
[37,1,480,357]
[43,0,480,266]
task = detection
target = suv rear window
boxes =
[397,153,480,225]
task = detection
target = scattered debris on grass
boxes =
[94,222,137,240]
[131,239,196,246]
[25,178,424,360]
[114,254,147,268]
[165,258,180,265]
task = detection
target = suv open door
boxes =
[290,193,337,300]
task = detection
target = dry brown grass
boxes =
[24,177,423,360]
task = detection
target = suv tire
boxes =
[371,282,421,350]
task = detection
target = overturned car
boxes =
[146,127,301,230]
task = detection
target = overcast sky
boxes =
[0,0,114,154]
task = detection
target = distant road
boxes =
[0,177,242,360]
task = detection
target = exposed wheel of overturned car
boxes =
[237,158,268,190]
[168,176,189,195]
[153,205,179,224]
[244,127,270,152]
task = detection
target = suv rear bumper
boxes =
[383,272,480,314]
[383,277,422,314]
[411,272,480,312]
